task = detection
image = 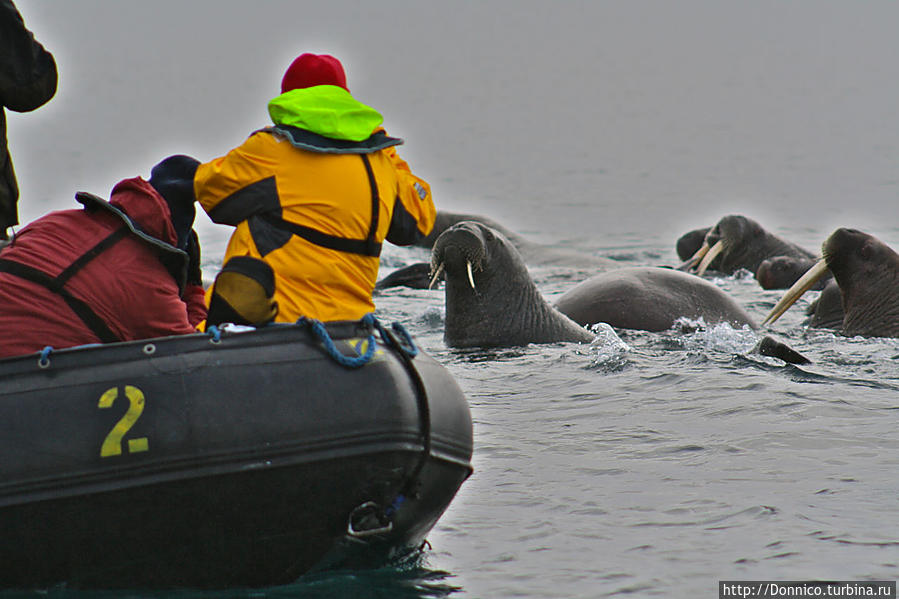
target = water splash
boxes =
[587,322,631,370]
[672,318,758,355]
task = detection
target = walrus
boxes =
[675,227,711,262]
[419,210,619,269]
[378,210,619,290]
[803,279,844,330]
[763,228,899,338]
[755,255,831,290]
[431,221,594,347]
[431,222,756,348]
[374,262,436,291]
[680,215,816,278]
[417,211,524,250]
[553,267,757,332]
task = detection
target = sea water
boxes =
[5,2,898,597]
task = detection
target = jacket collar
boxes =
[75,182,188,292]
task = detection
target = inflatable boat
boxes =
[0,317,473,589]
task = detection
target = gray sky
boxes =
[9,1,899,246]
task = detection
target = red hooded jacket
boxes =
[0,177,206,358]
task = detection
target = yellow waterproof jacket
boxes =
[195,85,435,322]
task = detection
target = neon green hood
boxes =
[267,86,383,142]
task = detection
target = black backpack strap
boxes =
[56,227,129,285]
[256,154,383,258]
[360,153,381,243]
[0,228,129,343]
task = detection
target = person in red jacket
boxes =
[0,155,207,358]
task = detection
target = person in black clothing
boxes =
[1,0,57,240]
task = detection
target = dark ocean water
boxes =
[5,1,899,597]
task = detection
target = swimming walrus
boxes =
[378,210,620,290]
[675,227,711,262]
[755,255,831,290]
[553,267,757,332]
[422,210,621,269]
[803,279,844,330]
[764,228,899,338]
[680,215,816,280]
[430,221,593,347]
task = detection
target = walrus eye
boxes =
[859,242,872,260]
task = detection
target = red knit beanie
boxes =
[280,53,348,93]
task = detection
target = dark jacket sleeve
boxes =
[385,197,427,246]
[380,141,436,247]
[0,0,58,112]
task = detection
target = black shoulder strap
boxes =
[0,228,129,343]
[360,153,381,242]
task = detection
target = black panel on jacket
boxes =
[247,214,293,257]
[386,198,425,246]
[207,176,280,226]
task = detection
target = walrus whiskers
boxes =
[762,259,830,326]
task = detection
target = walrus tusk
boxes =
[762,259,830,326]
[466,261,476,289]
[695,240,725,277]
[677,241,710,272]
[428,262,445,290]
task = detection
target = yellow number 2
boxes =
[98,385,149,458]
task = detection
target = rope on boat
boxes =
[297,314,419,369]
[298,315,376,369]
[371,318,419,358]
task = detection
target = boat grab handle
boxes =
[371,318,419,358]
[347,501,394,538]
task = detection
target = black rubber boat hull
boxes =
[0,321,473,589]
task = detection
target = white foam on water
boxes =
[673,317,759,355]
[588,322,631,368]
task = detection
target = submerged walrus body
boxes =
[378,211,619,291]
[554,267,756,332]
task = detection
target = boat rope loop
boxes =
[206,324,222,343]
[298,314,419,369]
[38,346,53,369]
[370,318,419,358]
[297,315,377,369]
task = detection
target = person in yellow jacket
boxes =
[194,53,436,323]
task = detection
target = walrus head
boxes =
[429,221,489,291]
[755,255,828,290]
[690,215,763,276]
[683,215,814,278]
[431,221,592,347]
[763,228,899,337]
